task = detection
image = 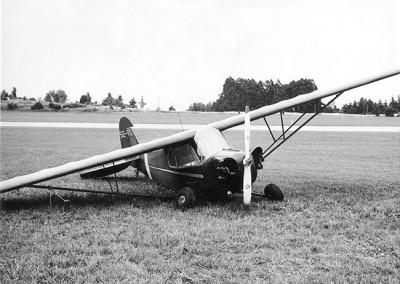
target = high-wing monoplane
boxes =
[1,69,399,209]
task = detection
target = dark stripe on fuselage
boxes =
[137,149,203,190]
[149,166,204,179]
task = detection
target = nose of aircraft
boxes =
[215,157,239,178]
[213,150,257,184]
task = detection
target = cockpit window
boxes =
[168,144,201,169]
[194,127,232,161]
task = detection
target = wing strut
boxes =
[28,184,173,199]
[262,92,343,159]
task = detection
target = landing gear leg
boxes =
[264,184,284,201]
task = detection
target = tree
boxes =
[116,95,124,107]
[342,100,359,114]
[139,96,146,109]
[283,79,318,112]
[169,106,176,111]
[207,77,317,112]
[44,90,55,102]
[378,100,385,114]
[101,93,124,107]
[385,106,396,117]
[102,93,115,106]
[129,97,137,108]
[357,97,368,114]
[80,95,88,104]
[323,101,340,113]
[366,99,375,114]
[389,96,399,112]
[188,102,213,112]
[80,92,92,104]
[87,92,92,104]
[44,90,67,103]
[372,104,381,116]
[53,90,67,103]
[1,90,9,100]
[10,87,17,99]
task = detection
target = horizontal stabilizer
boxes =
[80,157,137,179]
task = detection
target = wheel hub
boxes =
[178,196,186,204]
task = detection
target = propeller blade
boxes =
[243,106,252,205]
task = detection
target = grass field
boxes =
[2,109,400,126]
[1,112,399,283]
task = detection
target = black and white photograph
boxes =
[1,0,399,282]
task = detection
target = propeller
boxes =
[243,106,252,205]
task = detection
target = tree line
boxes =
[1,87,22,100]
[341,96,400,116]
[100,93,147,109]
[188,77,318,113]
[1,87,151,110]
[188,77,399,116]
[3,82,398,116]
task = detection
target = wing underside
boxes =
[80,157,138,179]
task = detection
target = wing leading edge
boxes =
[0,130,196,193]
[1,68,399,193]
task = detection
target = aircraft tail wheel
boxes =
[264,184,284,201]
[175,187,197,210]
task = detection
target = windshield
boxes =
[168,144,201,169]
[194,127,231,160]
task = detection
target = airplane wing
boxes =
[0,129,196,193]
[79,157,138,179]
[1,68,399,193]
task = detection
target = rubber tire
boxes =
[264,184,284,201]
[175,187,197,210]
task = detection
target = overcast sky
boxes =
[1,0,399,110]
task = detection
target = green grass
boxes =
[1,119,399,283]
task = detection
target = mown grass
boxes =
[2,109,400,126]
[1,121,399,283]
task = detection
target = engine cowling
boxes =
[215,157,239,179]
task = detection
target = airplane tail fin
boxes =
[119,116,139,148]
[80,117,139,179]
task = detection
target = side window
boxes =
[168,144,201,169]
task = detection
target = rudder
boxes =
[119,117,139,148]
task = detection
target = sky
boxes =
[1,0,399,111]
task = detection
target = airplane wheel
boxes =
[264,184,284,201]
[175,187,197,210]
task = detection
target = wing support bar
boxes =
[262,92,343,159]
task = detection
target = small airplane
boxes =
[78,107,264,210]
[1,69,399,209]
